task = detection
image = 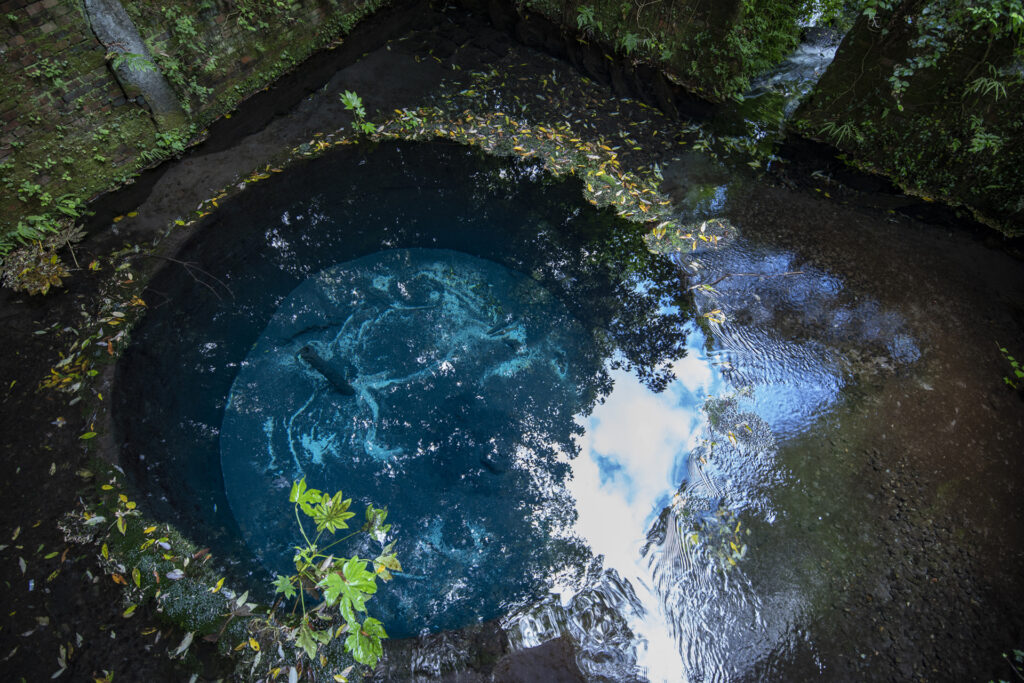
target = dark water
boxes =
[115,141,691,639]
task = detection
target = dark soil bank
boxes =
[2,1,1023,681]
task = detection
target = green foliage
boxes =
[155,128,192,154]
[859,0,895,23]
[538,0,810,98]
[162,6,199,41]
[576,5,603,35]
[272,478,398,668]
[871,0,1024,111]
[26,57,69,89]
[235,0,301,31]
[989,648,1024,682]
[107,51,157,74]
[818,120,863,146]
[999,345,1024,391]
[967,115,1005,154]
[798,0,1024,233]
[340,90,377,135]
[0,219,85,295]
[966,65,1009,101]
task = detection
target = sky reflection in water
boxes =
[114,139,925,681]
[568,350,720,680]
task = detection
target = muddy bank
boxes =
[1,1,1023,681]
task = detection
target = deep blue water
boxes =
[115,141,690,638]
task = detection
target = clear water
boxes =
[115,142,693,643]
[116,139,923,680]
[221,248,599,635]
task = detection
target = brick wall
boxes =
[0,0,387,242]
[1,0,126,165]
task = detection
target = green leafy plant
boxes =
[340,90,377,135]
[967,115,1006,154]
[106,51,157,74]
[818,120,863,146]
[26,57,69,89]
[576,5,604,36]
[618,31,641,54]
[999,344,1024,391]
[272,478,399,667]
[990,648,1024,682]
[0,219,84,295]
[162,6,198,40]
[965,65,1009,101]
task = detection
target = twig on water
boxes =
[688,270,804,291]
[148,255,234,300]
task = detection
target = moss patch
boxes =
[1,0,392,262]
[795,6,1024,235]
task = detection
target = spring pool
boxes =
[115,141,692,641]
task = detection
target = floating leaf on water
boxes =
[101,544,108,560]
[171,631,194,657]
[79,432,97,440]
[210,577,225,593]
[131,567,141,588]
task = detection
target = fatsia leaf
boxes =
[373,544,401,582]
[288,478,305,504]
[342,557,377,595]
[319,557,376,612]
[339,593,357,626]
[320,572,345,607]
[312,491,355,533]
[272,574,296,599]
[295,622,319,661]
[345,617,386,666]
[361,617,387,639]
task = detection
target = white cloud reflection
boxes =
[565,334,724,680]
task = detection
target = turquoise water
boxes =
[115,141,693,641]
[221,248,597,635]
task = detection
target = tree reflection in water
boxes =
[115,141,693,637]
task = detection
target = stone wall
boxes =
[515,0,806,102]
[0,0,390,250]
[794,2,1024,235]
